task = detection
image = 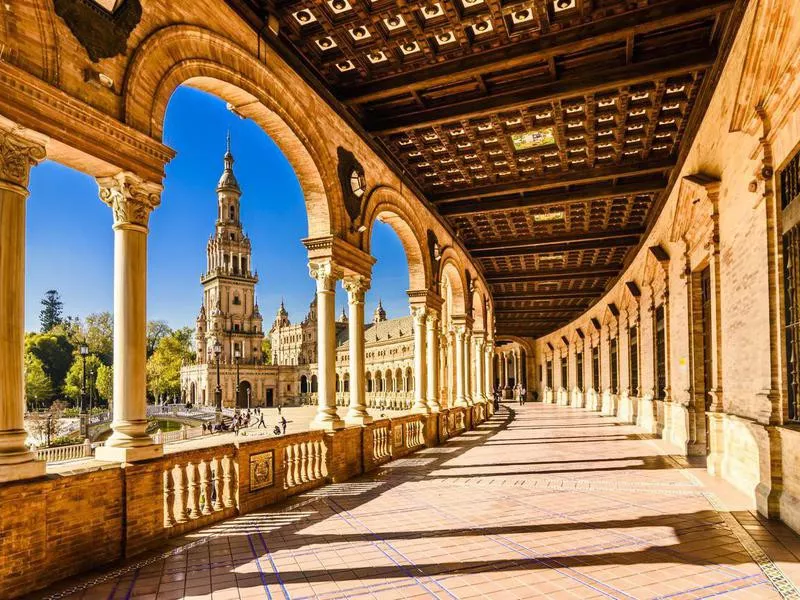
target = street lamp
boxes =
[213,341,222,423]
[234,348,241,410]
[247,387,251,411]
[79,343,89,414]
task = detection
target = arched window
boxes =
[229,205,235,220]
[366,373,373,393]
[335,373,340,392]
[405,367,413,392]
[385,369,393,392]
[375,372,383,392]
[344,373,350,393]
[311,374,318,393]
[300,375,308,394]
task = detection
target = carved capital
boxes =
[309,261,341,292]
[342,275,369,303]
[0,129,46,191]
[426,312,439,330]
[411,305,428,324]
[98,172,161,231]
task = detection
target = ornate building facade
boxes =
[182,141,423,410]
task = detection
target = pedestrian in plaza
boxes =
[278,404,282,416]
[281,416,287,435]
[257,412,266,428]
[521,385,527,405]
[273,425,281,436]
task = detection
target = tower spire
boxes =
[217,131,240,193]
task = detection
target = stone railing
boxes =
[152,426,203,445]
[163,450,237,529]
[34,439,94,463]
[5,401,492,599]
[283,435,327,490]
[372,422,391,463]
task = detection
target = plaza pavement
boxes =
[36,403,800,599]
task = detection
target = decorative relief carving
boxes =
[309,261,341,292]
[0,130,46,189]
[343,276,369,302]
[54,0,142,62]
[97,172,161,229]
[336,147,366,224]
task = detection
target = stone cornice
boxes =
[0,61,174,183]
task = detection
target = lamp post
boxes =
[79,343,89,414]
[214,341,222,423]
[88,368,95,413]
[234,348,241,410]
[247,387,251,411]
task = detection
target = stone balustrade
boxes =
[34,439,94,463]
[0,402,489,599]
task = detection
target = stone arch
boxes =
[471,289,486,333]
[362,186,430,290]
[122,25,340,238]
[439,254,468,316]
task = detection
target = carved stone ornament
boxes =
[309,262,341,292]
[54,0,142,62]
[336,147,366,224]
[0,130,46,189]
[98,172,162,229]
[343,276,369,302]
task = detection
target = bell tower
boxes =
[198,134,263,365]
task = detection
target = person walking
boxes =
[257,412,266,429]
[281,416,287,435]
[521,385,527,405]
[278,404,282,416]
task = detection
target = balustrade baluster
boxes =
[211,457,223,511]
[292,443,301,485]
[315,440,324,479]
[320,440,329,477]
[300,442,310,483]
[199,460,212,515]
[186,462,200,519]
[284,445,295,488]
[173,465,188,523]
[163,469,175,528]
[222,455,234,509]
[308,441,318,480]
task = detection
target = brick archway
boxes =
[122,25,341,238]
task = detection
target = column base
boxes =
[0,457,46,483]
[427,403,441,413]
[412,404,431,415]
[310,417,345,431]
[345,414,373,426]
[95,442,163,463]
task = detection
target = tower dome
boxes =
[216,132,241,194]
[373,300,387,323]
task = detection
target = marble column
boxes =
[485,342,494,398]
[474,335,485,401]
[309,262,344,430]
[447,329,456,407]
[343,276,371,425]
[0,128,46,482]
[454,325,468,407]
[411,306,430,414]
[426,312,441,412]
[95,172,164,463]
[503,353,510,389]
[464,328,474,405]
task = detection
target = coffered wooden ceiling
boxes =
[227,0,745,338]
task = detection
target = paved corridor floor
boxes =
[39,403,800,599]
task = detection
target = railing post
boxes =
[199,459,213,516]
[186,462,200,520]
[163,469,175,528]
[172,465,188,523]
[83,438,92,457]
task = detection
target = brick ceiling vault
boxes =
[226,0,747,338]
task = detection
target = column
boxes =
[447,329,456,407]
[426,312,440,412]
[94,173,163,462]
[309,262,344,430]
[411,306,429,414]
[485,341,494,398]
[474,335,485,401]
[464,328,474,405]
[0,128,46,482]
[503,353,510,389]
[454,325,468,407]
[343,276,371,425]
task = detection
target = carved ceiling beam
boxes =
[437,179,666,216]
[494,289,605,301]
[339,1,731,106]
[486,266,622,284]
[468,228,644,258]
[369,49,716,134]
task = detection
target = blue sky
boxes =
[24,86,410,331]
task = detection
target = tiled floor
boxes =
[38,403,800,599]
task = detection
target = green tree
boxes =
[24,331,74,397]
[96,364,113,405]
[64,354,103,407]
[147,333,192,402]
[172,326,196,361]
[84,312,114,364]
[146,320,172,357]
[24,353,52,410]
[261,337,272,364]
[39,290,64,332]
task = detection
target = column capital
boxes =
[0,128,46,192]
[342,275,370,302]
[98,171,162,231]
[309,261,342,292]
[411,305,428,323]
[425,312,439,329]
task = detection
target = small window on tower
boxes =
[229,206,235,220]
[233,295,241,305]
[234,324,240,332]
[230,233,235,241]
